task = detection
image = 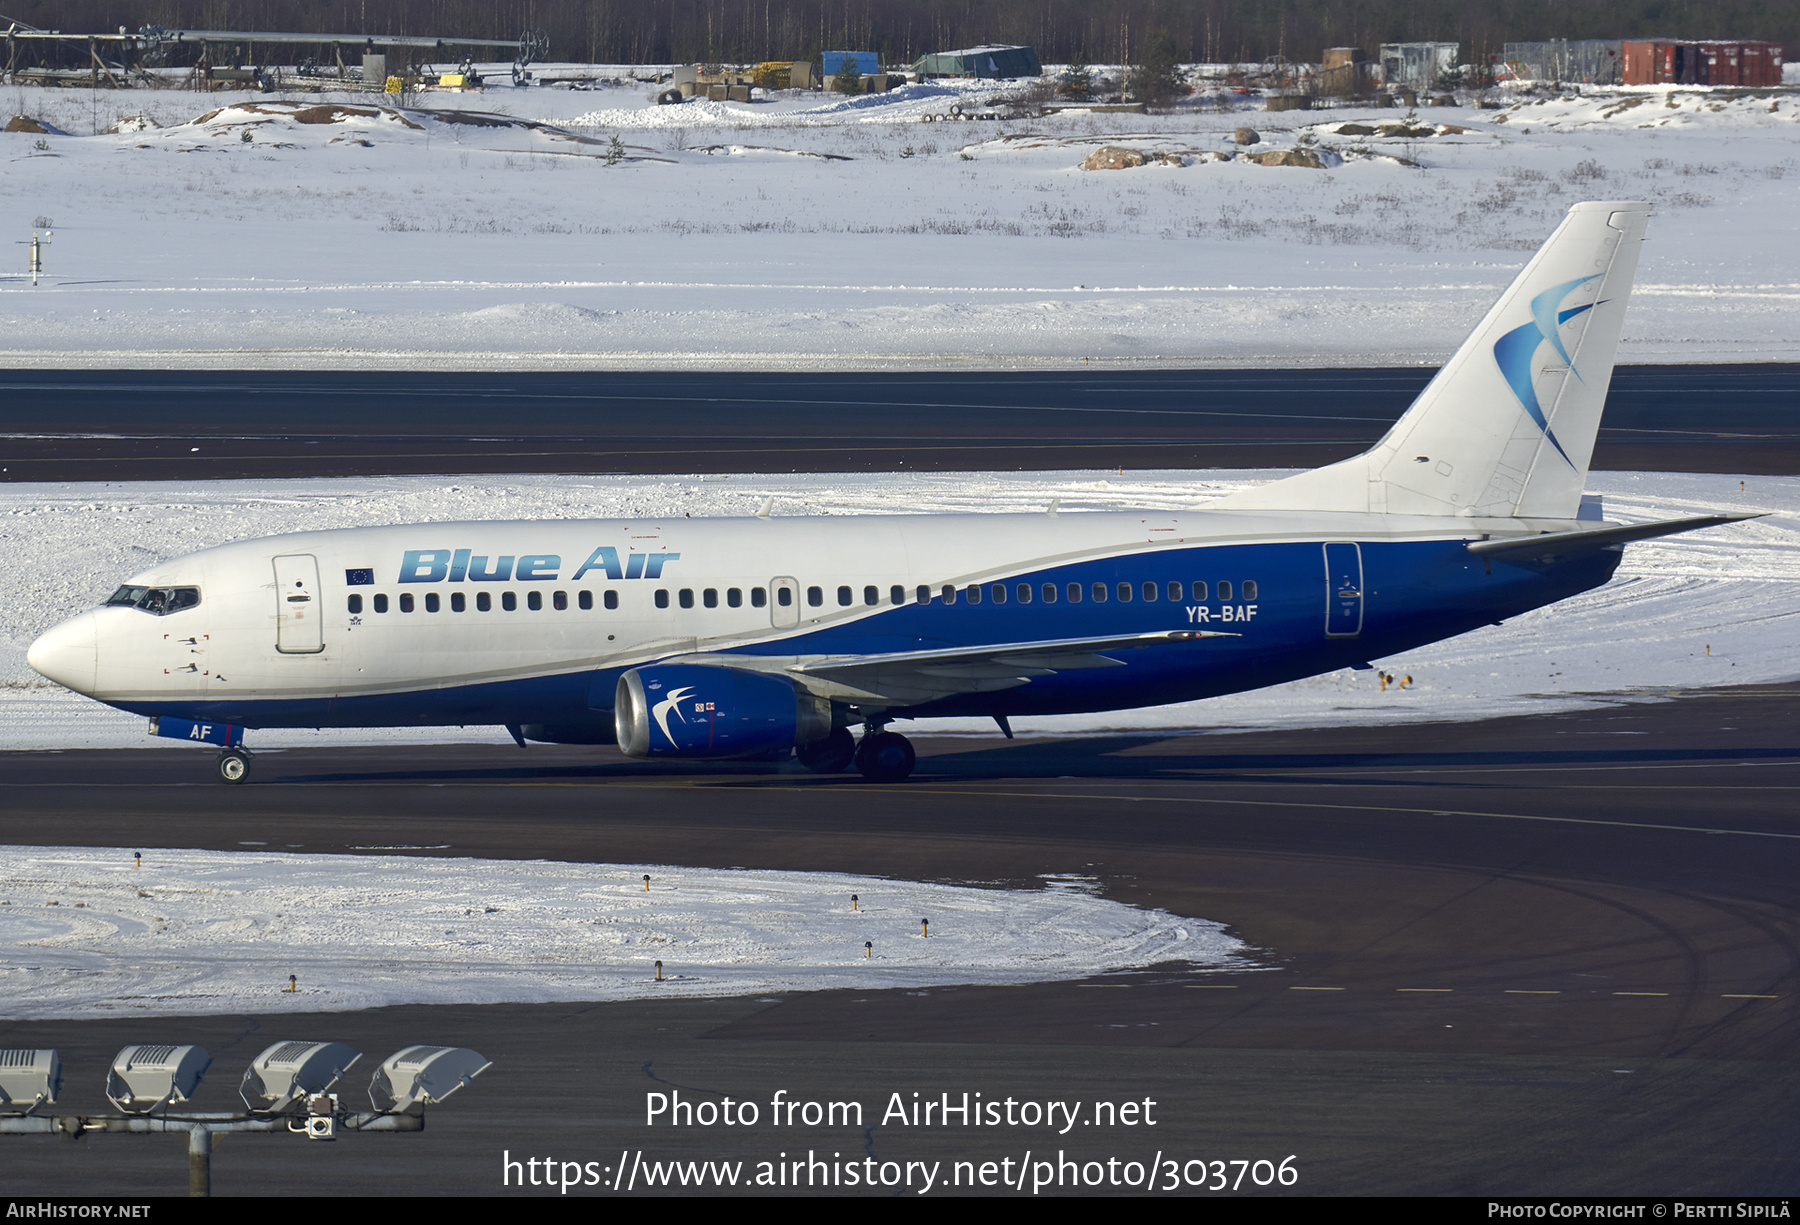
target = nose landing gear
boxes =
[216,748,252,784]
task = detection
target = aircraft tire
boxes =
[796,727,856,773]
[216,748,251,785]
[854,732,915,783]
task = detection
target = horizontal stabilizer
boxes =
[1466,513,1762,562]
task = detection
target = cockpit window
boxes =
[106,585,201,616]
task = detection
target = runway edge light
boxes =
[0,1050,62,1114]
[106,1044,210,1114]
[240,1041,360,1114]
[368,1046,492,1113]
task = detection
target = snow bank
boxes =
[0,847,1240,1019]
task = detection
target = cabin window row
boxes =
[790,579,1257,608]
[348,579,1259,617]
[349,590,618,614]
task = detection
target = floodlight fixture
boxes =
[105,1045,211,1114]
[0,1049,62,1114]
[239,1041,360,1115]
[368,1046,492,1113]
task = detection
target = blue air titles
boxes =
[397,547,681,584]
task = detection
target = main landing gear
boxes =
[795,727,856,774]
[216,747,252,785]
[852,728,915,783]
[795,723,917,782]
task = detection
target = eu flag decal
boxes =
[345,568,375,586]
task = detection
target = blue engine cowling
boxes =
[615,664,832,759]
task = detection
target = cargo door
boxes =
[273,554,325,653]
[1323,542,1365,638]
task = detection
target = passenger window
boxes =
[966,585,982,605]
[604,590,618,610]
[1243,580,1258,600]
[400,593,415,613]
[837,586,852,607]
[864,585,879,606]
[347,594,362,614]
[1067,582,1082,603]
[579,590,592,610]
[1191,581,1208,601]
[941,585,957,605]
[891,585,906,605]
[528,591,543,611]
[503,592,517,611]
[727,588,742,608]
[1116,582,1132,602]
[374,594,389,614]
[678,589,693,609]
[807,586,822,607]
[1091,582,1107,603]
[1016,583,1031,604]
[1219,580,1233,601]
[451,592,465,612]
[477,592,490,612]
[1167,580,1183,602]
[986,583,1004,604]
[1142,581,1158,602]
[703,588,717,608]
[425,593,440,613]
[654,590,669,609]
[917,585,931,604]
[553,591,567,611]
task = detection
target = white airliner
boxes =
[29,202,1750,784]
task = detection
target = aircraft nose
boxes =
[28,612,99,695]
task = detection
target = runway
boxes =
[2,688,1796,1195]
[3,364,1799,480]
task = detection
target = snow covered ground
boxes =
[1,75,1796,368]
[4,467,1793,750]
[0,846,1238,1020]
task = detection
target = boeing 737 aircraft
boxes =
[29,201,1751,784]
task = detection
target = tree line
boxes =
[7,0,1792,70]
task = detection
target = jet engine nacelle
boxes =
[615,664,832,759]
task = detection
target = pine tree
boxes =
[832,57,864,96]
[1129,32,1184,109]
[1060,60,1092,101]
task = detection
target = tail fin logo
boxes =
[1491,274,1602,468]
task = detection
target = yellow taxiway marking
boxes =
[1397,988,1453,992]
[1289,986,1345,991]
[1505,990,1562,995]
[1184,984,1240,989]
[1612,992,1670,997]
[1722,994,1780,999]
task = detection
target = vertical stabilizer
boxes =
[1216,202,1650,519]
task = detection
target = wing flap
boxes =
[665,630,1239,707]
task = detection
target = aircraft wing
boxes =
[1466,513,1763,563]
[669,629,1239,706]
